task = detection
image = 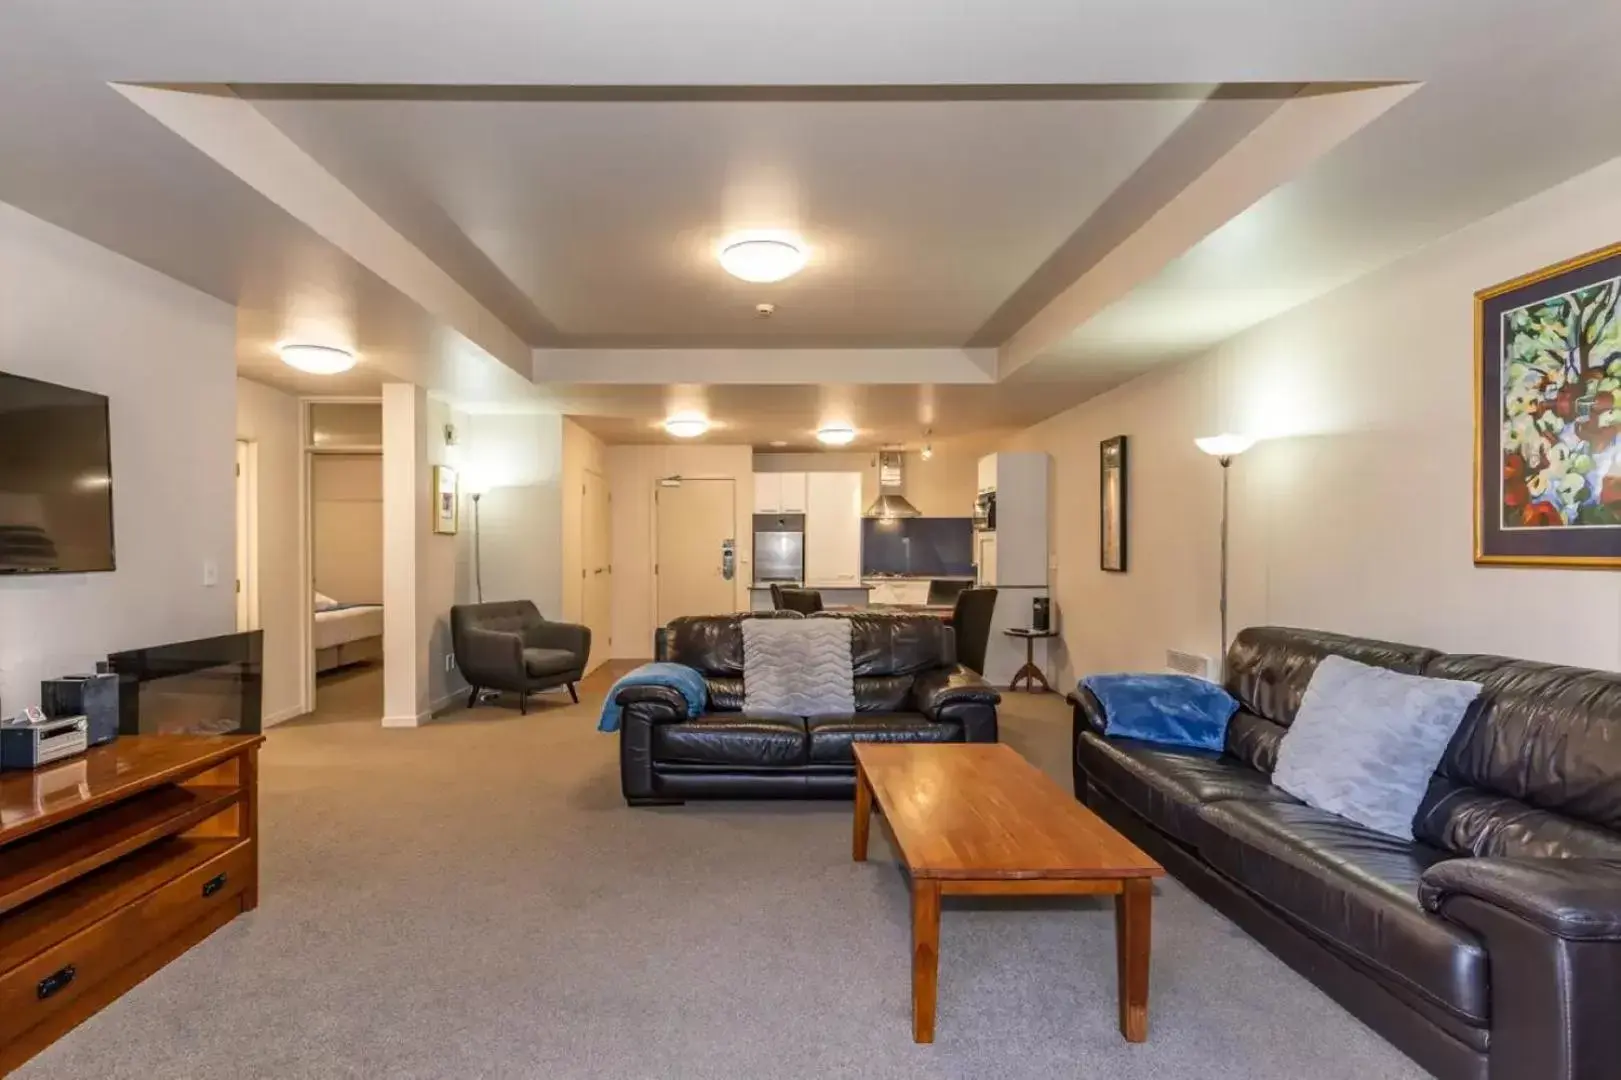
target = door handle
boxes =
[721,540,736,581]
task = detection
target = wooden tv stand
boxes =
[0,735,262,1075]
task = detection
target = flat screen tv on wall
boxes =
[0,370,115,573]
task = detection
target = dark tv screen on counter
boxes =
[0,370,115,573]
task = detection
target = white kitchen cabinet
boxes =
[779,471,807,513]
[804,471,862,585]
[754,473,782,513]
[754,471,807,514]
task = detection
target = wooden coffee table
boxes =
[852,743,1164,1044]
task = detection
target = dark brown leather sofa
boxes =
[1070,626,1621,1080]
[619,612,1000,804]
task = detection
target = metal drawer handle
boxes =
[202,872,228,898]
[37,965,75,1000]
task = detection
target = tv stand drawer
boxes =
[0,840,252,1045]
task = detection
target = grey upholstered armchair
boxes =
[449,600,591,713]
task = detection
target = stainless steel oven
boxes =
[973,490,996,531]
[753,514,805,584]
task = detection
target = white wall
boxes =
[425,397,473,710]
[607,443,754,659]
[459,412,563,617]
[235,376,304,725]
[1005,154,1621,686]
[0,202,236,711]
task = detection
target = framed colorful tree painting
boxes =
[1476,241,1621,567]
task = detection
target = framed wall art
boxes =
[1100,435,1128,572]
[1476,241,1621,567]
[432,465,459,535]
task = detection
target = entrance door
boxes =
[582,468,612,669]
[655,478,737,626]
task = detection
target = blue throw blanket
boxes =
[598,663,707,733]
[1080,673,1238,752]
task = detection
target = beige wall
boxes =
[607,443,753,659]
[458,412,563,616]
[235,377,303,725]
[1004,153,1621,688]
[426,397,474,711]
[0,201,236,711]
[382,387,474,724]
[312,453,383,604]
[753,440,991,518]
[560,417,608,627]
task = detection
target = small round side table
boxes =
[1003,628,1057,693]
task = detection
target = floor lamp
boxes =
[471,491,485,603]
[465,475,493,604]
[1194,434,1256,671]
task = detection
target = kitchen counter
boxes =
[862,575,975,583]
[749,582,875,591]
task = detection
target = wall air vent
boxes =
[1165,649,1213,681]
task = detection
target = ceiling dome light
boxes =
[664,415,710,439]
[816,425,856,446]
[278,343,356,375]
[719,238,807,283]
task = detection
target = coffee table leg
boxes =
[853,762,872,862]
[1115,878,1152,1042]
[911,878,941,1043]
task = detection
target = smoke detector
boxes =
[755,302,776,318]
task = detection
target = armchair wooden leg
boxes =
[467,687,480,709]
[567,682,579,704]
[519,692,528,715]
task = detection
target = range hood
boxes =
[864,451,921,518]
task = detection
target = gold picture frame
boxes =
[1474,240,1621,568]
[432,465,459,535]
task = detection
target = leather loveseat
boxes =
[619,612,1000,804]
[1070,627,1621,1080]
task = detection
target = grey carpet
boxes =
[19,664,1433,1079]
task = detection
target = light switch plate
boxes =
[202,560,219,587]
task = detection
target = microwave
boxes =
[973,490,996,531]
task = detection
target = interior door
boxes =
[656,478,737,626]
[582,468,612,670]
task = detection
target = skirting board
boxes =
[262,704,306,729]
[382,687,467,728]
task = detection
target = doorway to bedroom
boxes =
[306,401,385,717]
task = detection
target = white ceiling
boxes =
[1,0,1617,447]
[251,95,1202,344]
[544,381,1105,450]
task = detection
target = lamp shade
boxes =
[1194,433,1257,459]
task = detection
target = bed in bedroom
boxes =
[314,598,384,673]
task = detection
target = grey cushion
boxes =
[524,647,579,678]
[1272,656,1482,840]
[742,617,854,717]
